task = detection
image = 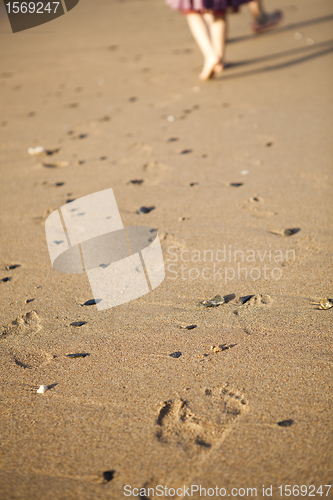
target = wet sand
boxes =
[0,0,332,498]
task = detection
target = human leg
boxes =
[202,12,226,73]
[186,13,222,80]
[247,0,282,32]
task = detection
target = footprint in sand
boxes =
[238,293,273,307]
[0,311,42,339]
[159,232,186,251]
[156,385,248,454]
[142,160,171,186]
[8,349,51,370]
[241,196,275,218]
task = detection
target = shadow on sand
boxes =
[227,13,333,44]
[221,38,333,79]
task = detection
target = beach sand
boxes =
[0,0,332,498]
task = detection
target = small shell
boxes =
[197,294,225,308]
[211,345,223,353]
[28,146,45,156]
[37,385,48,394]
[319,298,333,310]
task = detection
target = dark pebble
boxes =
[284,228,301,236]
[127,179,144,185]
[45,149,60,156]
[201,154,207,158]
[190,182,198,187]
[239,295,254,304]
[55,182,65,187]
[70,321,87,327]
[184,325,197,330]
[167,137,178,142]
[77,160,85,165]
[103,470,115,483]
[26,298,35,303]
[66,199,76,204]
[66,353,90,358]
[266,142,273,147]
[78,134,88,139]
[277,419,294,427]
[5,264,21,270]
[1,277,12,282]
[230,183,243,187]
[82,299,102,306]
[169,351,182,358]
[180,149,192,155]
[100,156,108,160]
[129,97,137,102]
[137,206,155,214]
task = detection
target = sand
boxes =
[0,0,332,498]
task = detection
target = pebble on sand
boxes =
[70,321,87,327]
[37,385,48,394]
[277,419,294,427]
[137,206,155,214]
[82,299,101,306]
[1,277,12,282]
[180,324,197,330]
[103,470,115,483]
[284,228,300,236]
[169,351,182,358]
[66,353,90,358]
[127,179,144,185]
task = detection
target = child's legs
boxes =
[202,12,226,61]
[186,12,223,79]
[185,13,217,62]
[247,0,263,18]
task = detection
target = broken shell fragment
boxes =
[196,294,225,308]
[28,146,45,156]
[37,385,48,394]
[211,343,236,353]
[319,298,333,310]
[211,345,223,353]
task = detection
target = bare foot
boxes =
[214,60,224,74]
[199,56,221,80]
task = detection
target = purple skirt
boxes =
[166,0,251,13]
